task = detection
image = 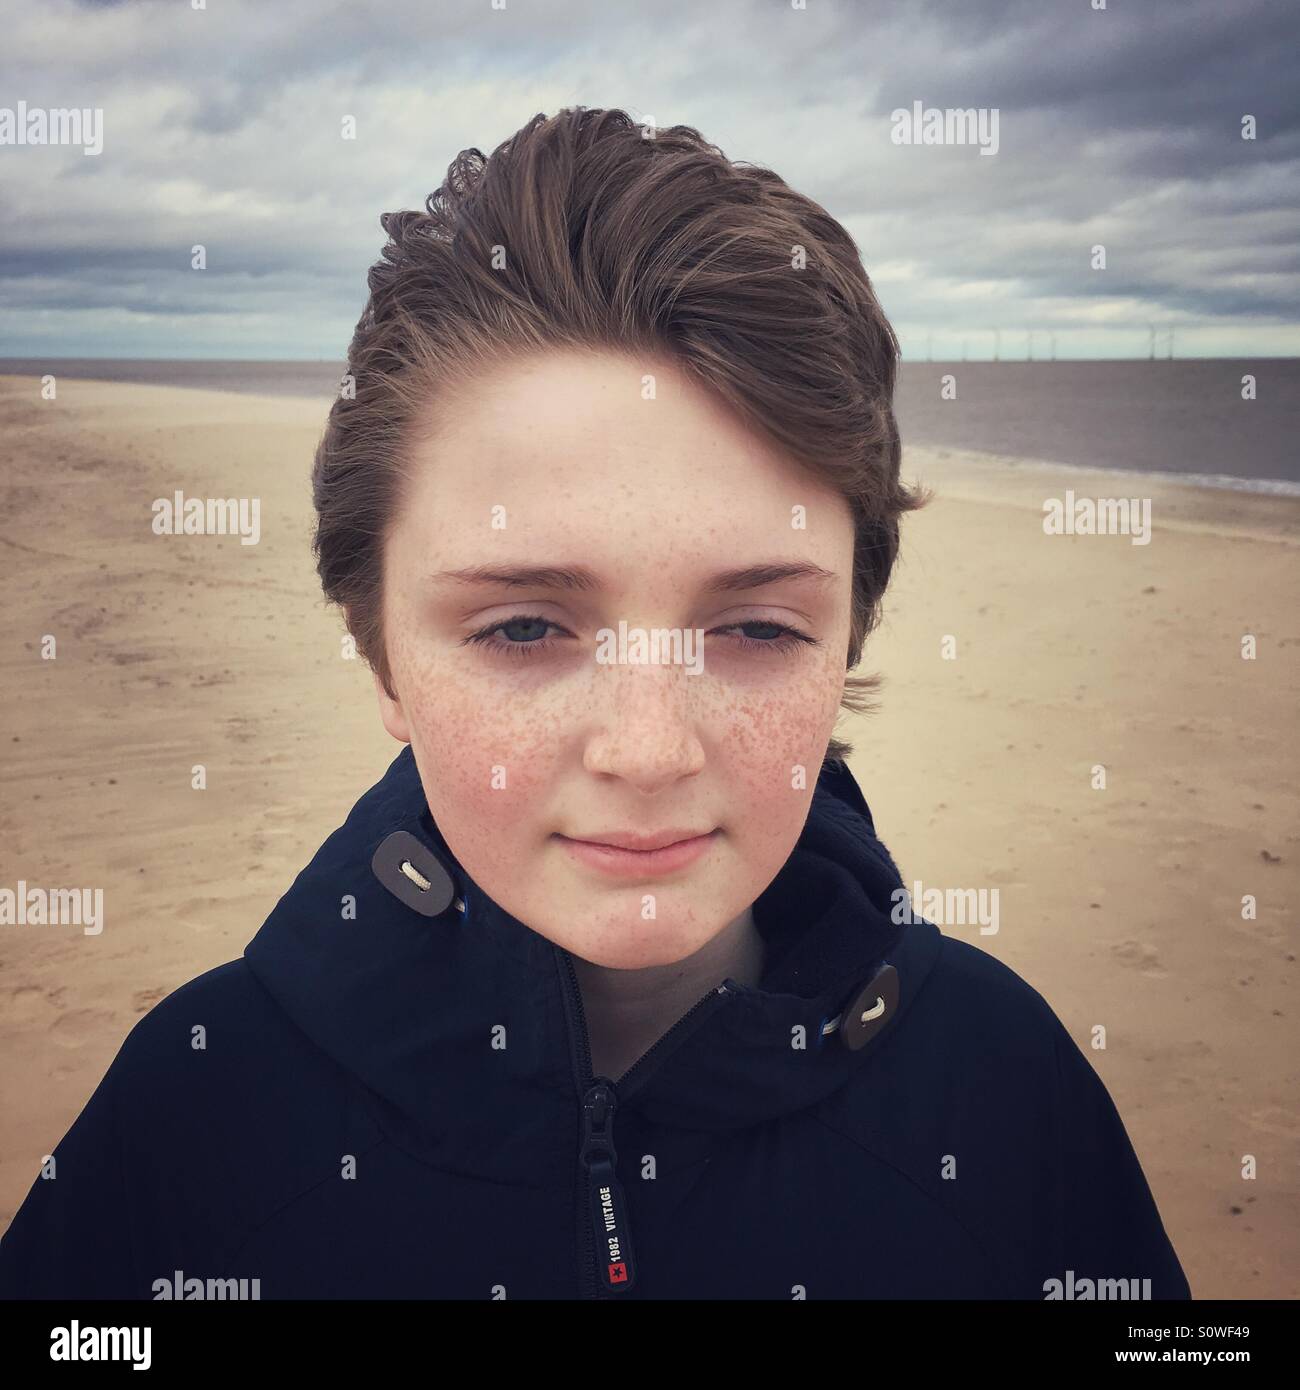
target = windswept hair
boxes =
[312,106,926,767]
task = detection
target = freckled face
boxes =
[376,350,856,969]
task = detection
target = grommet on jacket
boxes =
[371,830,459,918]
[838,962,900,1051]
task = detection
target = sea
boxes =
[1,357,1296,493]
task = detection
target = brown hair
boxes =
[312,106,926,767]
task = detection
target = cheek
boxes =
[697,653,845,875]
[385,621,564,841]
[722,648,846,785]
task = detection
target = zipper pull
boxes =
[580,1080,637,1294]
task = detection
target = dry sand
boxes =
[0,374,1296,1298]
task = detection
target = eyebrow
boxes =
[429,561,839,593]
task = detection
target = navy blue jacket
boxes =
[0,747,1191,1299]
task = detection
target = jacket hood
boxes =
[244,746,938,1183]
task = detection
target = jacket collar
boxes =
[245,746,925,1178]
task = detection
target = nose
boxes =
[582,662,706,795]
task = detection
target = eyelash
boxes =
[460,613,819,662]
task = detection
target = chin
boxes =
[569,927,709,971]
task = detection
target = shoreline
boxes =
[2,370,1298,502]
[903,443,1300,543]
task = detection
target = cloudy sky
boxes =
[2,0,1296,360]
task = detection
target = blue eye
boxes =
[716,621,817,654]
[460,615,818,662]
[461,614,562,660]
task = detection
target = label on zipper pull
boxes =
[580,1082,637,1294]
[587,1157,637,1292]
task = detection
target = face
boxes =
[375,349,856,969]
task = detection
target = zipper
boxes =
[557,949,735,1299]
[614,980,734,1100]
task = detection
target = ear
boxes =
[373,668,411,744]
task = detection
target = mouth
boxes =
[569,828,714,852]
[555,828,719,879]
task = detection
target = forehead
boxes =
[397,350,851,554]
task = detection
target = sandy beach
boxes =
[0,374,1296,1299]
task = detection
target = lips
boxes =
[568,829,713,853]
[556,829,719,879]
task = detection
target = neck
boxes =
[570,905,765,1083]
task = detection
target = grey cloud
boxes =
[1,0,1295,355]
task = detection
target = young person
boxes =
[0,108,1191,1300]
